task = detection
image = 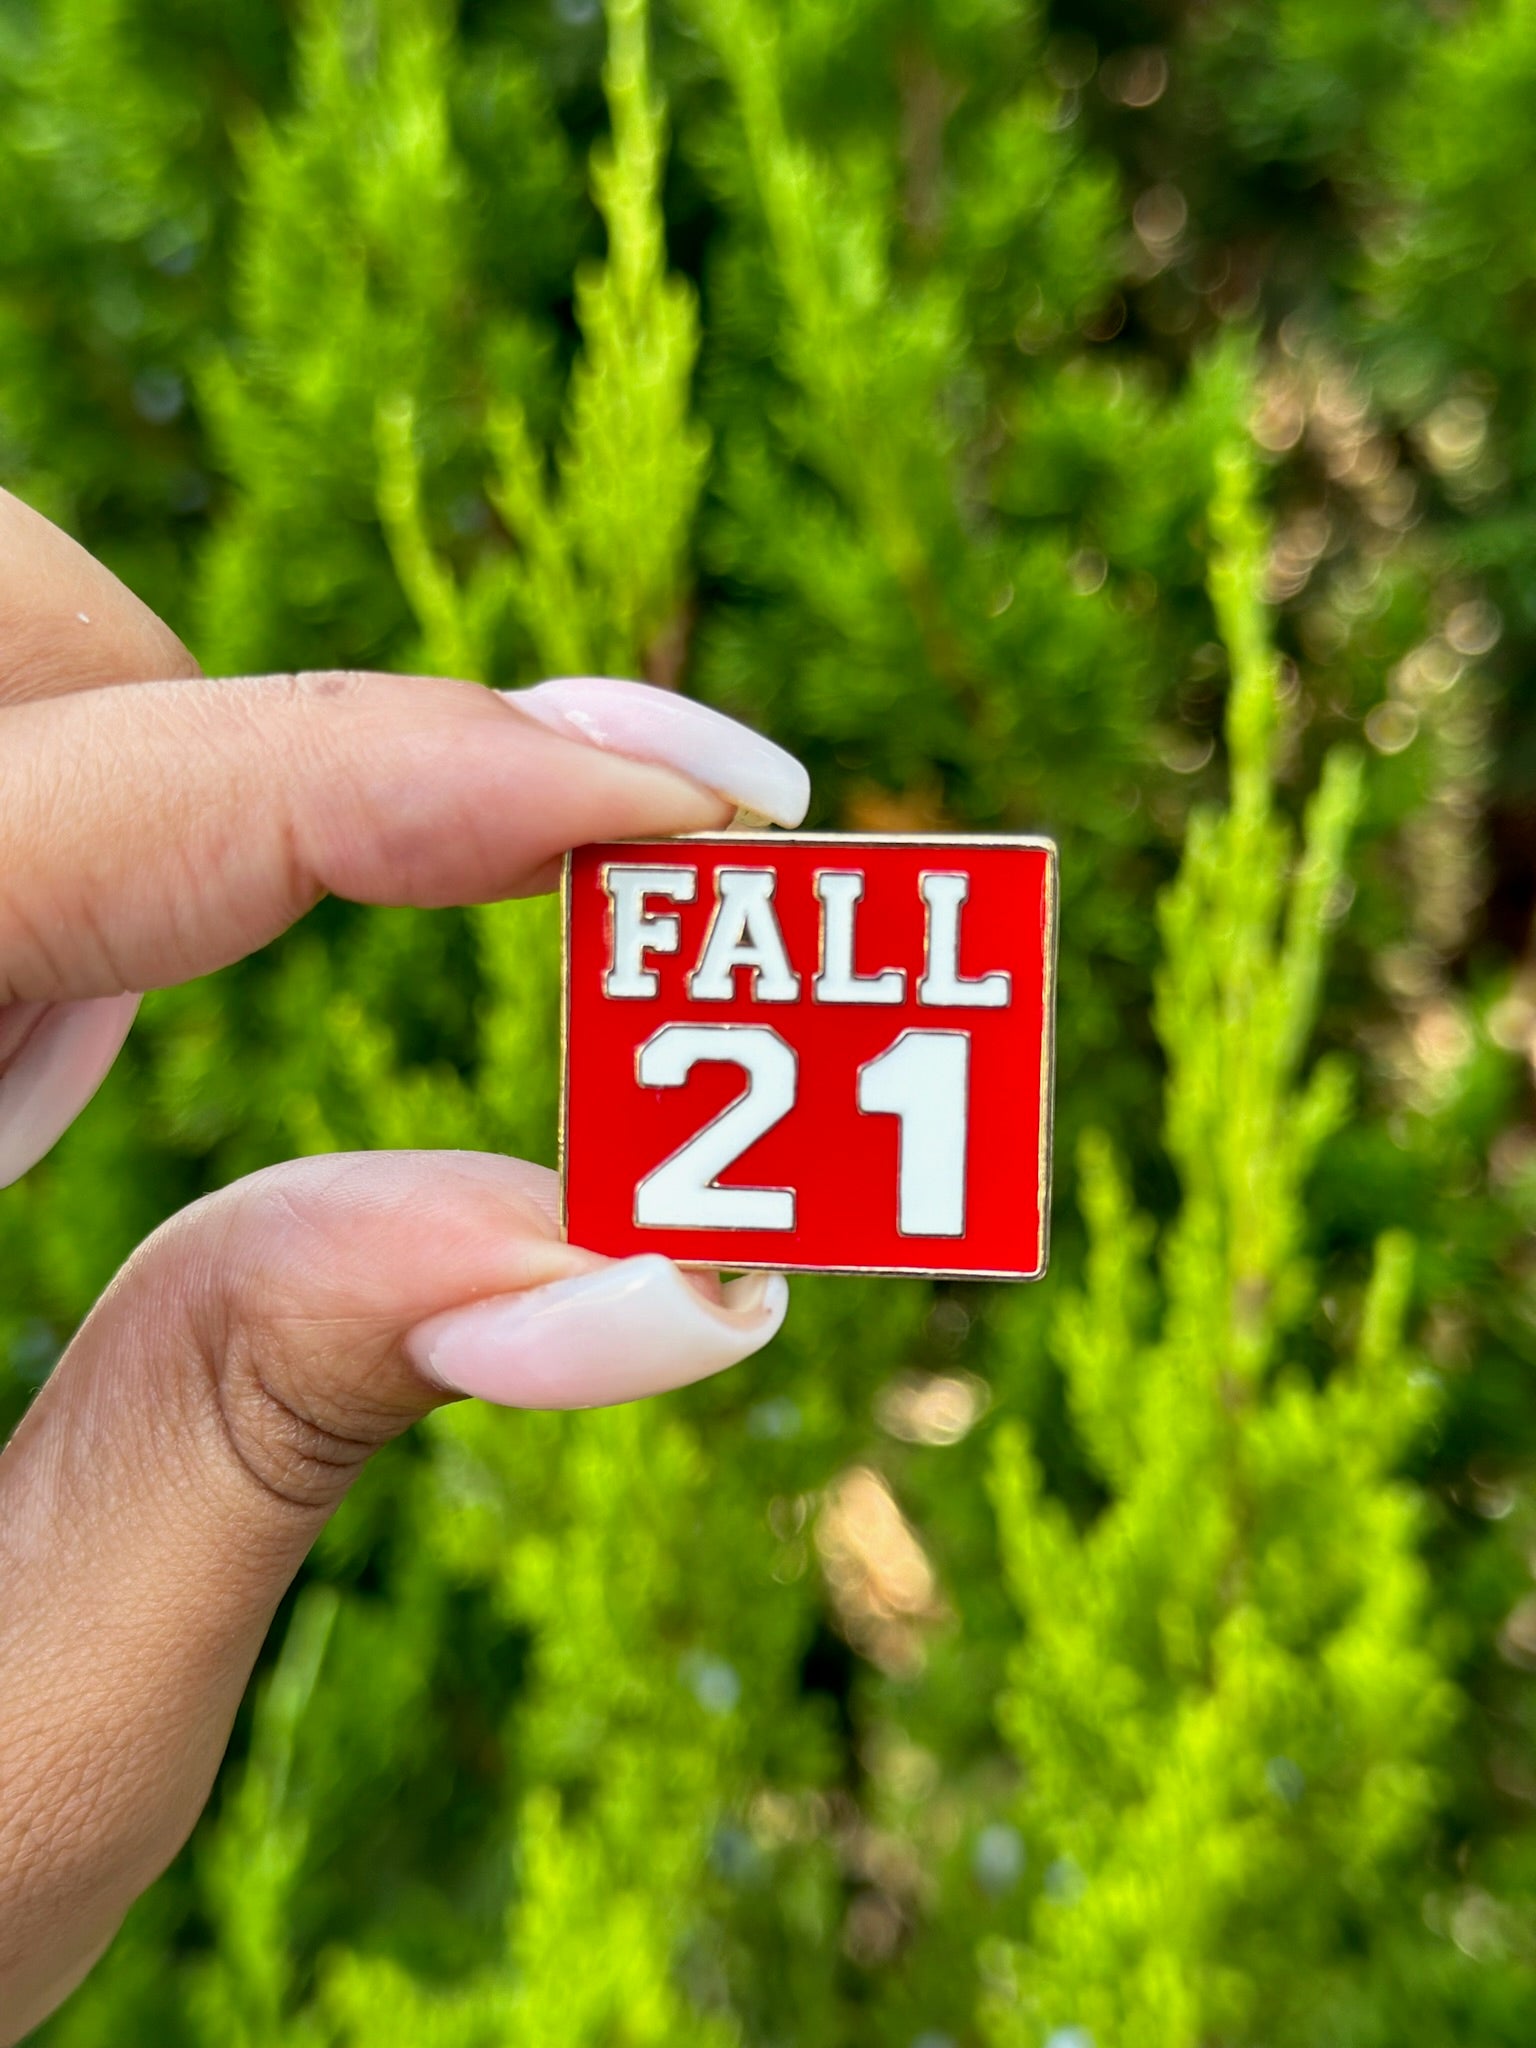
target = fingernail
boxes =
[0,993,140,1190]
[503,677,810,829]
[404,1254,789,1409]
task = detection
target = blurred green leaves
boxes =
[8,0,1536,2042]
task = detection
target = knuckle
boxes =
[289,667,368,700]
[196,1299,398,1516]
[166,1181,409,1516]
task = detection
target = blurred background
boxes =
[5,0,1536,2041]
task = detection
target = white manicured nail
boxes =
[504,677,809,829]
[0,994,140,1189]
[404,1255,789,1409]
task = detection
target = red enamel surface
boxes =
[561,835,1056,1280]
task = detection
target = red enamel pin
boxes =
[560,834,1057,1281]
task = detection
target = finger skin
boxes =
[0,669,733,1004]
[0,483,200,1179]
[0,486,200,705]
[0,1153,596,2038]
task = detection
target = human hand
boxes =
[0,488,808,2040]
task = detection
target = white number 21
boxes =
[634,1023,969,1237]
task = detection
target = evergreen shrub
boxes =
[5,1,1536,2041]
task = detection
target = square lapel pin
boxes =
[560,834,1057,1281]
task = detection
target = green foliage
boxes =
[487,0,710,680]
[7,0,1536,2042]
[985,447,1449,2046]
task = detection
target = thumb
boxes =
[0,1151,786,2040]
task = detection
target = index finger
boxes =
[0,668,808,1005]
